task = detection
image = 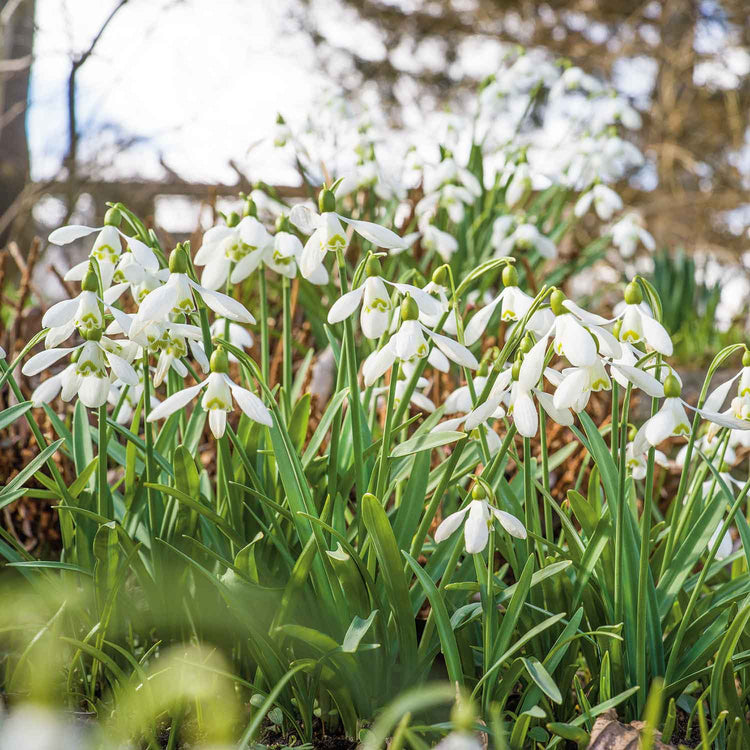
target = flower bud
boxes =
[624,280,643,305]
[628,426,637,442]
[501,264,518,287]
[82,327,102,342]
[743,350,750,368]
[104,206,122,227]
[318,188,336,214]
[169,245,188,274]
[663,373,681,399]
[365,256,382,278]
[242,198,257,218]
[520,333,534,354]
[432,265,449,287]
[400,295,419,321]
[210,346,229,374]
[550,289,566,316]
[471,484,486,500]
[511,354,522,381]
[450,695,476,734]
[81,266,99,293]
[477,360,489,377]
[226,211,241,228]
[275,214,291,233]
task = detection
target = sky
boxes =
[28,0,327,188]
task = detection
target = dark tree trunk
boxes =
[0,0,34,247]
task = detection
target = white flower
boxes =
[625,441,668,480]
[505,163,532,208]
[362,300,478,387]
[147,354,272,439]
[709,523,734,561]
[618,302,673,356]
[552,359,612,412]
[610,213,654,258]
[328,270,440,340]
[420,276,459,335]
[574,184,623,221]
[193,216,273,290]
[211,319,254,362]
[290,192,406,280]
[497,223,557,259]
[129,255,255,341]
[421,224,458,261]
[41,290,104,348]
[24,337,139,409]
[434,497,526,554]
[52,220,159,291]
[464,277,533,346]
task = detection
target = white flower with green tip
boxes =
[146,346,272,439]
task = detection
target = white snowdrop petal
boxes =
[641,314,673,356]
[492,508,527,539]
[553,369,590,410]
[702,374,740,414]
[559,316,597,367]
[410,391,436,413]
[518,336,548,390]
[230,249,265,285]
[106,352,139,386]
[328,286,365,324]
[31,376,62,407]
[42,298,80,329]
[427,329,478,369]
[201,256,232,291]
[290,204,319,234]
[124,235,159,272]
[79,376,110,408]
[464,501,490,554]
[465,396,503,431]
[464,297,502,346]
[209,408,228,438]
[431,416,467,434]
[229,381,273,427]
[434,507,469,544]
[22,347,75,376]
[610,364,665,398]
[147,381,206,421]
[428,348,450,372]
[300,230,328,280]
[363,344,396,386]
[342,217,406,250]
[392,283,441,319]
[200,288,256,324]
[48,225,100,245]
[45,321,76,349]
[535,389,574,426]
[513,389,538,438]
[63,260,90,282]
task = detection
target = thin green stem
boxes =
[613,384,632,625]
[374,360,399,500]
[259,270,269,383]
[97,404,112,519]
[282,275,293,415]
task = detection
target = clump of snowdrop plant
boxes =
[3,52,750,749]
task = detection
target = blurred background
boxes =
[1,0,749,315]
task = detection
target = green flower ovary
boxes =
[323,233,347,253]
[225,240,255,262]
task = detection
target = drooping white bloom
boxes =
[52,220,159,292]
[362,299,478,387]
[464,274,533,346]
[420,275,459,335]
[421,224,459,261]
[618,302,673,357]
[42,290,104,348]
[496,223,557,259]
[553,359,612,413]
[626,441,669,480]
[147,354,272,439]
[24,337,139,409]
[574,184,624,221]
[434,497,526,554]
[210,319,254,362]
[610,213,655,258]
[290,193,406,280]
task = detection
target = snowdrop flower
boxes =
[574,183,624,221]
[552,358,612,412]
[273,113,291,147]
[505,162,532,208]
[147,346,272,439]
[496,223,557,259]
[626,440,668,480]
[108,379,160,425]
[362,296,478,387]
[110,251,170,304]
[709,523,734,561]
[616,281,673,356]
[434,485,526,554]
[464,265,534,345]
[419,266,459,335]
[51,207,159,291]
[422,157,482,199]
[610,213,655,258]
[491,215,516,252]
[41,267,106,348]
[23,332,139,409]
[211,319,253,362]
[290,187,406,280]
[546,290,601,367]
[416,183,476,225]
[327,256,440,340]
[130,246,255,339]
[372,370,435,414]
[193,208,273,290]
[421,224,458,261]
